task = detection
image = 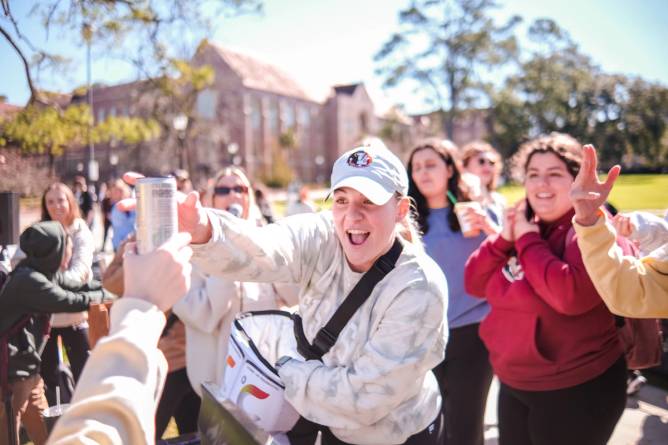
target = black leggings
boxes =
[40,325,90,405]
[287,412,443,445]
[154,368,201,439]
[497,356,627,445]
[433,322,493,445]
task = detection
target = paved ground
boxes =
[17,203,668,444]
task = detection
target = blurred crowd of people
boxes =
[1,133,666,445]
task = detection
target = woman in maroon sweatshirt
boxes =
[464,133,626,445]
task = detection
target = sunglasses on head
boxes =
[214,185,248,196]
[478,157,496,166]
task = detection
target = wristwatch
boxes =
[275,355,292,371]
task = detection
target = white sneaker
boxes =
[626,371,647,396]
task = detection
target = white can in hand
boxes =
[135,177,177,254]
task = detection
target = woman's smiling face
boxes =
[525,152,575,223]
[332,187,405,273]
[45,188,71,225]
[465,152,497,189]
[212,174,250,218]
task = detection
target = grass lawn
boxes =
[271,174,667,216]
[498,174,668,214]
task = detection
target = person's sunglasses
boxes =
[478,157,496,167]
[214,185,248,196]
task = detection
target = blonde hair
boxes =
[394,194,424,252]
[41,182,81,227]
[210,166,262,222]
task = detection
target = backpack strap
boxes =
[294,238,403,361]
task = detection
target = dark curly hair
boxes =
[510,133,583,183]
[406,139,471,234]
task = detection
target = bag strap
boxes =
[295,238,403,361]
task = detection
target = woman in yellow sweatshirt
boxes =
[570,144,668,318]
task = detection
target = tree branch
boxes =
[0,24,44,104]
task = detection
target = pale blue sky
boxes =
[1,0,667,114]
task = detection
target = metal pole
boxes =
[86,33,96,183]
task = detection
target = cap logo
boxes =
[347,150,372,168]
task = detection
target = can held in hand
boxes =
[136,177,177,254]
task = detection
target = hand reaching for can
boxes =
[119,172,213,244]
[122,232,193,311]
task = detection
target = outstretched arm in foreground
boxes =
[48,233,192,445]
[571,145,668,318]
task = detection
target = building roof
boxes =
[75,79,157,105]
[333,84,361,96]
[208,43,313,101]
[0,102,22,118]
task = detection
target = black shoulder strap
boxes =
[295,238,403,361]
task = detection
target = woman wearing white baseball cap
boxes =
[47,140,448,445]
[186,139,448,444]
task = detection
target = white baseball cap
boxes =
[330,139,409,205]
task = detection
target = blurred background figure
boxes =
[72,175,96,228]
[0,221,107,445]
[206,167,262,221]
[407,140,498,445]
[39,182,95,405]
[172,169,193,193]
[100,180,115,252]
[254,183,275,224]
[285,185,317,217]
[461,141,506,220]
[109,179,135,251]
[173,166,297,407]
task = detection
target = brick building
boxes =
[56,42,487,185]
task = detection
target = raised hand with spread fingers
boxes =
[570,144,621,226]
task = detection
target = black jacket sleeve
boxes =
[17,269,105,313]
[55,272,104,292]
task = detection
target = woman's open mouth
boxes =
[347,229,370,246]
[534,192,555,202]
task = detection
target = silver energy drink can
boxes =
[135,177,177,254]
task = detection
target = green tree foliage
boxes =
[1,0,262,104]
[263,146,293,188]
[491,19,668,166]
[375,0,520,137]
[278,128,297,150]
[0,0,257,177]
[623,79,668,164]
[0,103,159,174]
[141,56,216,172]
